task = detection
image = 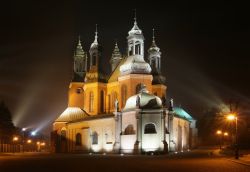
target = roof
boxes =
[108,57,126,82]
[68,113,114,123]
[123,91,162,111]
[55,107,89,122]
[173,107,193,121]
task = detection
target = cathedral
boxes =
[52,16,198,154]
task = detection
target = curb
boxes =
[227,159,250,167]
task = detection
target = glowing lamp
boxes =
[13,137,18,141]
[22,128,26,131]
[36,141,40,145]
[27,139,32,143]
[224,132,228,136]
[216,130,222,135]
[227,114,236,120]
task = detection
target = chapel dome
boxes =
[123,84,162,111]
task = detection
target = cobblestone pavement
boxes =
[0,150,249,172]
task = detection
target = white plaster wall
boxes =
[141,112,162,152]
[121,135,136,153]
[67,117,116,153]
[122,111,137,133]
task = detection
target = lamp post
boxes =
[12,136,18,153]
[227,113,239,159]
[216,130,222,149]
[22,128,26,152]
[27,139,32,152]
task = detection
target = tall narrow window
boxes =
[89,91,94,112]
[92,54,97,66]
[92,131,98,145]
[121,85,127,108]
[100,90,105,113]
[135,41,141,55]
[61,130,66,141]
[75,133,82,146]
[111,91,117,110]
[144,123,157,134]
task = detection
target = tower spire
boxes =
[78,35,81,45]
[152,28,155,43]
[151,28,157,47]
[134,9,137,24]
[94,24,98,44]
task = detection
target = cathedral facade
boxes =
[52,17,197,154]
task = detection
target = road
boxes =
[0,149,249,172]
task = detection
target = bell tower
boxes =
[85,25,105,82]
[127,11,144,57]
[148,29,161,74]
[72,36,87,82]
[110,42,122,72]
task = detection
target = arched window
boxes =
[75,133,82,146]
[135,41,141,55]
[89,91,94,112]
[121,85,127,108]
[61,130,66,141]
[144,123,157,134]
[92,131,98,145]
[124,124,135,135]
[100,90,105,113]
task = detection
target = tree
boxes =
[0,101,16,142]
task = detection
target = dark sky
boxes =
[0,1,249,134]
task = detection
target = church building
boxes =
[52,16,198,154]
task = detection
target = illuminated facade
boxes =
[52,17,197,154]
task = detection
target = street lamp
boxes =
[12,136,19,153]
[22,128,26,152]
[216,130,222,149]
[226,113,239,159]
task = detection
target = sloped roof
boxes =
[55,107,89,122]
[173,107,193,121]
[108,57,126,82]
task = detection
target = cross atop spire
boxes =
[134,9,137,24]
[78,35,81,45]
[152,28,155,43]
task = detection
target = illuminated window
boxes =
[92,132,98,145]
[121,85,127,107]
[89,91,94,112]
[75,133,82,146]
[144,123,157,134]
[124,124,135,135]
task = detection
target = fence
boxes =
[0,144,22,153]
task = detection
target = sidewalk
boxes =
[228,154,250,166]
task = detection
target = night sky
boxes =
[0,1,249,134]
